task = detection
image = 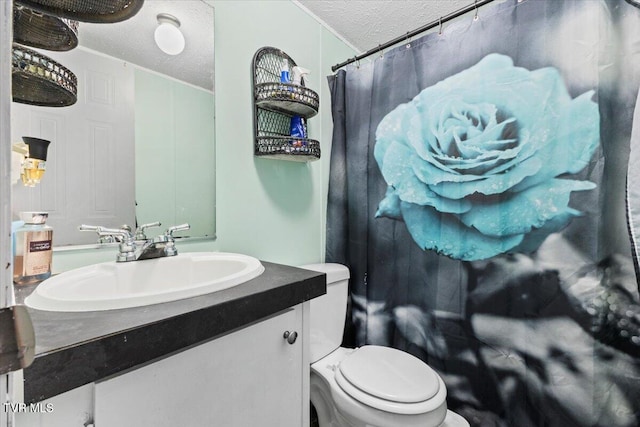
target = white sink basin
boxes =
[25,252,265,312]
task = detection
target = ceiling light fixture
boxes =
[154,13,185,56]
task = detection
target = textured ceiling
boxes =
[74,1,477,90]
[295,0,475,52]
[79,0,214,91]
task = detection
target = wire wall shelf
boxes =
[252,47,320,162]
[12,44,77,107]
[12,2,81,106]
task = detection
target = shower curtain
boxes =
[326,1,640,426]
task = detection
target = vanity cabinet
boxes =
[15,303,310,427]
[95,303,309,426]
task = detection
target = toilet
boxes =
[302,263,469,427]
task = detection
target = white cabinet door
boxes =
[13,384,94,427]
[94,305,308,427]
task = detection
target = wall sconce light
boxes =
[154,13,185,56]
[12,137,51,187]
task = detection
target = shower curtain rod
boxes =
[331,0,496,72]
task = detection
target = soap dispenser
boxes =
[13,212,53,286]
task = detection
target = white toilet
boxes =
[302,263,469,427]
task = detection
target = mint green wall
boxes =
[52,1,356,272]
[212,0,355,265]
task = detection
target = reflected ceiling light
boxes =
[154,13,185,55]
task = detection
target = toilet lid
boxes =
[337,345,440,404]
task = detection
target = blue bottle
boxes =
[289,66,311,148]
[280,59,290,83]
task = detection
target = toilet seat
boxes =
[334,346,447,415]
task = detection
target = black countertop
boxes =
[16,262,325,404]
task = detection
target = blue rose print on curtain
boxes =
[374,54,600,261]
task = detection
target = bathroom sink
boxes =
[25,252,265,312]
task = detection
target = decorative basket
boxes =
[252,47,321,162]
[255,137,321,160]
[12,44,77,107]
[15,0,144,23]
[13,4,79,51]
[255,82,319,117]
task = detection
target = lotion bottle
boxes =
[13,212,53,286]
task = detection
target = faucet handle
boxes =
[78,224,137,262]
[166,223,190,237]
[159,224,190,257]
[80,224,115,244]
[78,224,100,233]
[79,224,135,242]
[134,221,161,241]
[97,233,119,244]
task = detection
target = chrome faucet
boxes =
[79,222,190,262]
[134,221,161,241]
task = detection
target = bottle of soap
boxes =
[280,59,290,84]
[290,67,311,148]
[13,212,53,286]
[291,66,309,86]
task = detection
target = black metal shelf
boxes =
[251,47,320,162]
[255,82,319,118]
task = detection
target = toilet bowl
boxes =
[302,263,469,427]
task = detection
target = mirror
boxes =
[11,0,215,246]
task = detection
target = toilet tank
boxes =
[300,263,350,363]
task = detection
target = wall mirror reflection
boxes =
[11,0,216,246]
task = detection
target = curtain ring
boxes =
[438,17,443,35]
[474,0,479,21]
[378,44,384,59]
[405,32,412,49]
